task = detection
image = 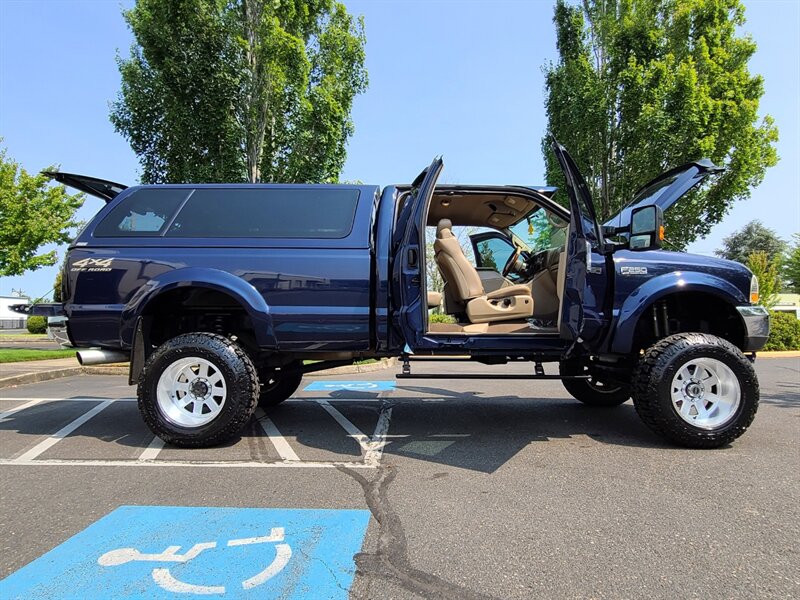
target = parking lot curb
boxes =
[0,367,84,388]
[0,358,398,388]
[305,357,398,376]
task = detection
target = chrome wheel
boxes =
[670,357,740,430]
[156,357,227,428]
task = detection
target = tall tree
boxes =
[783,233,800,294]
[715,219,786,264]
[543,0,778,248]
[0,145,84,276]
[111,0,367,184]
[746,251,781,308]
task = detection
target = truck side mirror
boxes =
[628,205,664,250]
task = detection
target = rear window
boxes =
[94,189,189,237]
[166,188,360,238]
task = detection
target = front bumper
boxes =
[736,305,770,352]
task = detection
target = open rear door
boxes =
[550,138,606,350]
[42,171,127,203]
[392,157,444,350]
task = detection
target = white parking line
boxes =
[0,398,45,421]
[254,408,300,462]
[138,436,165,461]
[365,407,393,466]
[14,399,115,462]
[3,396,395,468]
[0,458,375,469]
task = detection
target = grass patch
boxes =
[0,333,48,339]
[0,348,77,363]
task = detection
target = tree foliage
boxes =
[715,219,786,264]
[783,234,800,294]
[747,251,781,308]
[0,146,84,276]
[110,0,367,184]
[543,0,778,248]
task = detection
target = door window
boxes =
[475,237,513,271]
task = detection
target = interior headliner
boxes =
[426,191,539,229]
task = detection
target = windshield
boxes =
[508,208,568,253]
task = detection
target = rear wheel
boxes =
[632,332,759,448]
[559,361,630,406]
[138,332,259,447]
[258,363,303,407]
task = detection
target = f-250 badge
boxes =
[620,266,648,275]
[71,258,114,272]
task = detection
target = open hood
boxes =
[603,159,724,230]
[43,171,128,203]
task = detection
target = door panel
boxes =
[392,158,444,349]
[549,139,605,347]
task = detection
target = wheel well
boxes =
[632,292,745,352]
[142,288,258,354]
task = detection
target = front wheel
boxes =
[138,332,259,447]
[559,362,630,406]
[632,333,759,448]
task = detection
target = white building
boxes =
[0,295,29,329]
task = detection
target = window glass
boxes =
[167,188,360,238]
[94,189,189,237]
[476,237,513,271]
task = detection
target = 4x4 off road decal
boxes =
[71,258,114,272]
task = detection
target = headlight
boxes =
[750,275,759,304]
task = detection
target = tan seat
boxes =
[433,219,533,324]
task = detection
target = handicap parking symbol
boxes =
[0,506,370,599]
[304,380,396,392]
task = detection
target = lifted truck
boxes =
[18,140,769,449]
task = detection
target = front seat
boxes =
[434,219,533,324]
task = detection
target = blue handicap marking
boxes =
[304,380,396,392]
[1,506,370,599]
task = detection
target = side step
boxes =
[396,373,589,380]
[396,355,590,380]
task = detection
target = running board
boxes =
[396,373,590,380]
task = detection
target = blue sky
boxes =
[1,0,798,299]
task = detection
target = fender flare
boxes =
[119,267,277,349]
[610,271,747,354]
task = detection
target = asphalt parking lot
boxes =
[1,357,798,599]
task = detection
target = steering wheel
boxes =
[502,247,522,278]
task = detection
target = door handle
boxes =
[407,248,418,267]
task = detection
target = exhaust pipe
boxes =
[76,349,129,366]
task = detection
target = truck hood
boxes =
[603,159,724,230]
[617,249,752,295]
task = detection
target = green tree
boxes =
[747,251,781,308]
[783,234,800,293]
[0,146,84,276]
[543,0,778,248]
[111,0,367,184]
[715,219,786,264]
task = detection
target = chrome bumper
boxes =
[736,305,770,352]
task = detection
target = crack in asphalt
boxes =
[338,464,498,600]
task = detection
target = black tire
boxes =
[258,365,303,407]
[559,361,630,406]
[138,332,259,448]
[632,332,759,448]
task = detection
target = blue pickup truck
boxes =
[19,140,769,449]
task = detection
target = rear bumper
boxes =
[47,316,73,348]
[736,305,770,352]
